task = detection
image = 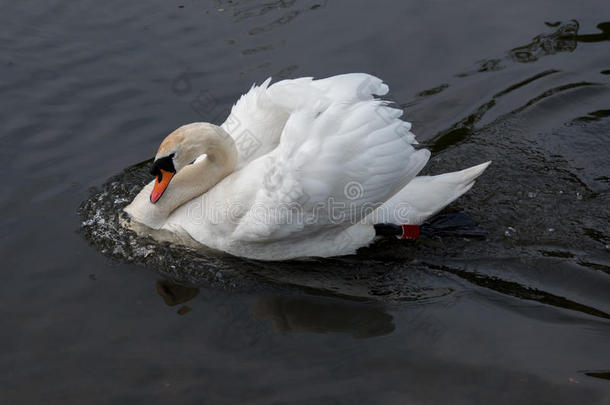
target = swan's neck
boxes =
[124,126,237,229]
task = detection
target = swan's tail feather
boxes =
[369,161,491,225]
[427,160,492,204]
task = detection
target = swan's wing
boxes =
[220,78,290,169]
[233,75,429,241]
[222,74,390,169]
[310,73,389,103]
[266,73,389,111]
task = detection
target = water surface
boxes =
[2,0,610,403]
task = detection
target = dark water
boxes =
[2,0,610,403]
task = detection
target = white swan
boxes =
[124,73,490,260]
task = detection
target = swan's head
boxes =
[148,123,235,203]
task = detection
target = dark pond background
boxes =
[2,0,610,403]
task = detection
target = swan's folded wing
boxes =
[222,73,392,169]
[310,73,389,102]
[232,97,430,242]
[266,73,389,112]
[220,78,290,169]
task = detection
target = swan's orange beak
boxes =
[150,169,174,203]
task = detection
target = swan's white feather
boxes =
[366,161,492,225]
[220,77,289,169]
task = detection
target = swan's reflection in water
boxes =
[156,280,200,315]
[155,279,395,338]
[252,295,395,338]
